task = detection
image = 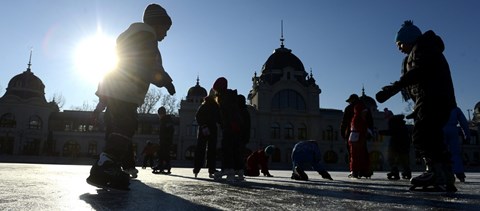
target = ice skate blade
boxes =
[152,170,171,175]
[409,185,452,193]
[86,178,130,191]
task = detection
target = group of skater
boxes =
[85,3,467,193]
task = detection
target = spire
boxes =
[280,20,285,48]
[196,75,200,86]
[362,85,366,96]
[26,48,33,72]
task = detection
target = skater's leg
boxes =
[206,135,218,175]
[193,137,207,175]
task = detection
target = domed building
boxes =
[177,77,209,160]
[0,58,59,155]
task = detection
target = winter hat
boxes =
[157,106,166,115]
[143,4,172,26]
[213,77,228,92]
[264,145,275,156]
[346,94,359,103]
[395,20,422,44]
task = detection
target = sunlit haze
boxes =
[1,1,479,117]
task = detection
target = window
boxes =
[187,120,198,137]
[28,115,42,129]
[297,124,307,140]
[271,89,306,111]
[0,113,16,128]
[284,123,294,139]
[88,142,97,156]
[271,123,280,139]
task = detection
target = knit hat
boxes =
[143,4,172,26]
[157,106,166,115]
[213,77,228,92]
[346,94,359,103]
[264,145,275,156]
[395,20,421,44]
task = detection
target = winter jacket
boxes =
[195,96,220,139]
[97,22,173,106]
[399,30,456,114]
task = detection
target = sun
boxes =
[74,33,117,84]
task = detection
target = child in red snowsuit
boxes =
[245,145,274,177]
[348,100,372,178]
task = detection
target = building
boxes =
[1,38,479,171]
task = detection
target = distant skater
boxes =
[193,93,220,178]
[444,107,470,182]
[290,140,332,181]
[245,145,275,177]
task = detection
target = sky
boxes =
[1,0,479,119]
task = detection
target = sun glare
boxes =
[74,33,117,84]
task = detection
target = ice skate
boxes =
[387,171,400,180]
[402,171,412,180]
[291,166,308,181]
[359,171,373,179]
[152,163,171,175]
[456,173,466,183]
[225,169,236,182]
[86,153,130,191]
[319,170,333,180]
[124,168,139,179]
[236,169,245,181]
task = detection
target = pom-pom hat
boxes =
[395,20,421,44]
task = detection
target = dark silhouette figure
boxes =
[193,94,220,178]
[290,140,333,181]
[347,97,373,179]
[444,107,470,182]
[141,141,156,169]
[153,106,175,174]
[376,20,457,192]
[245,145,275,177]
[212,77,244,182]
[87,3,176,191]
[379,114,411,180]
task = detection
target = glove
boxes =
[375,82,400,103]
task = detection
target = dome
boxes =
[186,77,207,99]
[3,68,45,100]
[260,44,307,85]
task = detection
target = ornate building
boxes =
[1,38,479,171]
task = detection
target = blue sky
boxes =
[1,0,479,119]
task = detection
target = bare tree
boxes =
[138,88,163,114]
[49,92,66,110]
[70,100,96,111]
[159,94,179,116]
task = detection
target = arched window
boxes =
[270,123,280,139]
[297,123,307,140]
[187,120,198,137]
[28,115,42,129]
[88,142,98,156]
[63,140,80,157]
[271,89,306,111]
[0,113,16,128]
[284,123,294,139]
[185,145,196,160]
